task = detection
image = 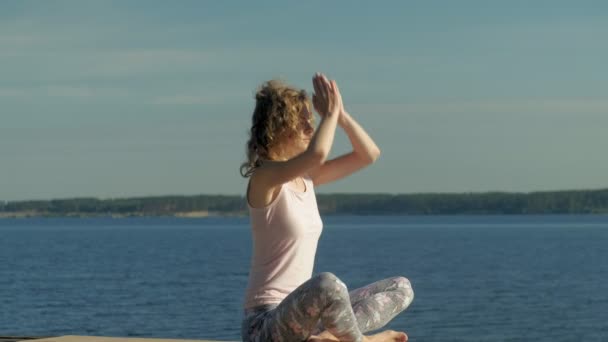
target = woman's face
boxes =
[296,105,314,148]
[283,105,314,157]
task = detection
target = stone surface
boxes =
[8,336,233,342]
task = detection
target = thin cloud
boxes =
[0,88,24,97]
[45,85,94,97]
[152,95,213,105]
[354,99,608,116]
[87,49,214,76]
[0,85,126,99]
[151,93,232,105]
[0,33,41,45]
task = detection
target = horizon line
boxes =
[3,186,608,203]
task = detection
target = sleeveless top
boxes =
[243,174,323,309]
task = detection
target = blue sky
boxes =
[1,1,607,201]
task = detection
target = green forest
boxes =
[2,188,608,217]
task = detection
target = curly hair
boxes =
[240,79,313,178]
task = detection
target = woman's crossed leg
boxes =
[241,272,413,342]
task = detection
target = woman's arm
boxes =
[308,86,381,187]
[339,110,381,163]
[254,74,341,188]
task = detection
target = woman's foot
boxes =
[312,331,341,341]
[308,329,407,342]
[363,330,408,342]
[307,336,340,342]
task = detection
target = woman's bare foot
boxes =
[307,336,340,342]
[363,329,408,342]
[314,331,341,341]
[308,329,407,342]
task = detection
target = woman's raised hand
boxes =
[312,73,342,118]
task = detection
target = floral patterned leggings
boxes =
[241,272,414,342]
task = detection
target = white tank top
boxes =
[243,174,323,309]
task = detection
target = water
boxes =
[1,215,607,341]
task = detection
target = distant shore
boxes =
[2,188,608,217]
[0,210,246,219]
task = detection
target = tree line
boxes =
[2,188,608,217]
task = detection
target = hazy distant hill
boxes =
[2,188,608,218]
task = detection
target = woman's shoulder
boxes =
[247,170,284,209]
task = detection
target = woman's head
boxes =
[240,79,315,177]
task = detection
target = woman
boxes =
[240,73,414,342]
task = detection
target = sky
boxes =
[1,1,607,201]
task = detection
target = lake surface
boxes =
[1,215,607,341]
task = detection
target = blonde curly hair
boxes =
[240,79,314,178]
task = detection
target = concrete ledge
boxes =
[16,336,233,342]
